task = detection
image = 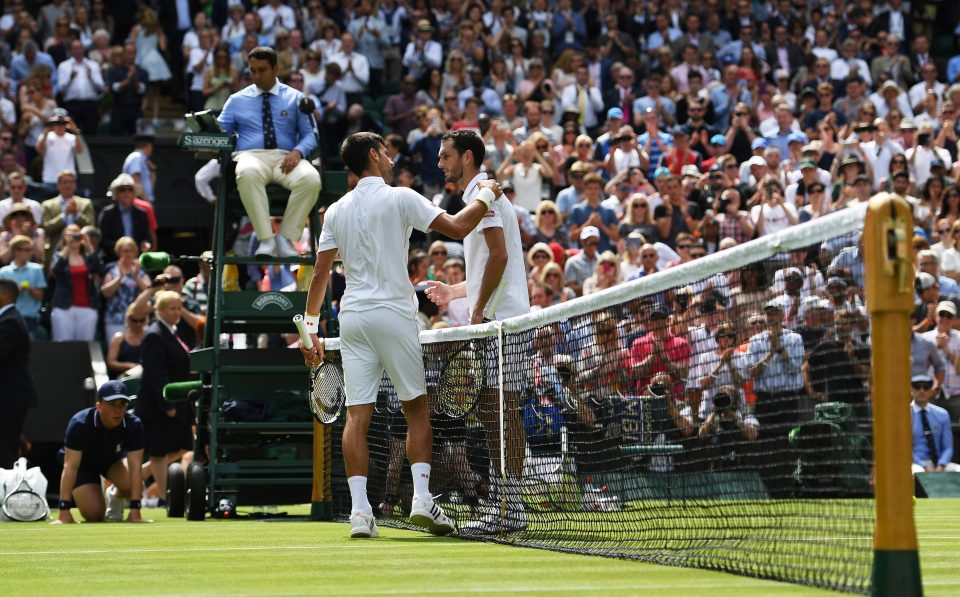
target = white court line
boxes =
[2,544,477,557]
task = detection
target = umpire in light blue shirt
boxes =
[218,47,320,258]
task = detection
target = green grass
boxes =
[1,500,958,596]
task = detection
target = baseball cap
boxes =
[774,68,790,81]
[799,296,832,319]
[751,138,769,151]
[783,267,803,281]
[799,158,817,170]
[891,169,910,180]
[826,276,848,289]
[931,157,947,169]
[764,297,786,313]
[747,155,767,168]
[653,166,671,179]
[912,373,933,384]
[915,272,937,291]
[840,155,863,168]
[787,132,808,145]
[649,303,669,320]
[98,380,132,402]
[580,225,601,240]
[670,124,691,136]
[938,301,958,316]
[709,134,727,146]
[681,164,700,178]
[109,172,136,192]
[607,107,623,120]
[899,118,917,130]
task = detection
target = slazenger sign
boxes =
[252,292,294,311]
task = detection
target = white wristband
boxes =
[475,187,496,209]
[303,313,320,334]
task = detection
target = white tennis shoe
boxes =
[349,511,379,538]
[408,495,455,536]
[104,485,125,521]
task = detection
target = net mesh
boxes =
[325,205,875,594]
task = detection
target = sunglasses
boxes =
[541,210,556,215]
[13,246,32,252]
[750,321,765,327]
[129,317,147,324]
[431,251,447,256]
[582,240,599,247]
[634,203,648,208]
[717,332,736,339]
[912,382,934,390]
[677,244,692,249]
[940,312,955,319]
[533,253,550,260]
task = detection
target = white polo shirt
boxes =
[462,172,531,321]
[317,176,443,320]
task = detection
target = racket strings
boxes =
[3,490,48,521]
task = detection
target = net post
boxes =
[864,193,922,597]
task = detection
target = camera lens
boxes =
[650,382,668,396]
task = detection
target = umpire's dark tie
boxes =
[920,408,940,463]
[262,91,277,150]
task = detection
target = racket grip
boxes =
[292,314,314,349]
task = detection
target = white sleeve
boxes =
[398,188,444,232]
[354,56,370,85]
[476,200,505,233]
[316,203,339,252]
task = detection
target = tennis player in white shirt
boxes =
[426,130,531,534]
[299,132,503,538]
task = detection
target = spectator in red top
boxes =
[50,223,101,341]
[660,124,701,175]
[629,303,692,395]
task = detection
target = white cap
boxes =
[747,156,768,168]
[937,301,957,316]
[580,226,601,240]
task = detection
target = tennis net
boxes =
[326,204,875,594]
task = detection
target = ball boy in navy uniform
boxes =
[54,381,149,523]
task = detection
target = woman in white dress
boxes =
[130,7,171,124]
[495,138,557,213]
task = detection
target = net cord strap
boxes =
[497,320,507,523]
[322,203,868,351]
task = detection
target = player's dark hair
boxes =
[248,46,278,66]
[0,278,19,302]
[441,130,485,169]
[341,132,385,176]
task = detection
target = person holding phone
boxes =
[750,177,798,237]
[50,223,101,341]
[906,122,952,188]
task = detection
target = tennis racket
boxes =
[2,465,48,522]
[293,315,345,424]
[436,339,482,418]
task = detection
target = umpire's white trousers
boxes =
[51,306,98,341]
[234,149,321,243]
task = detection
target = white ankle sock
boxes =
[347,476,373,515]
[411,463,431,499]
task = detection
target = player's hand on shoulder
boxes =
[424,280,452,306]
[477,179,502,198]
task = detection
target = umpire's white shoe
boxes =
[349,511,379,538]
[274,235,300,257]
[255,236,277,257]
[408,495,455,536]
[105,485,125,522]
[460,501,528,535]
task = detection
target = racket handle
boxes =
[292,314,314,349]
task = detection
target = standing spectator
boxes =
[202,44,237,113]
[185,27,215,112]
[347,0,388,98]
[0,235,45,338]
[496,139,556,213]
[806,309,872,421]
[567,172,618,252]
[10,41,58,96]
[654,174,695,248]
[710,64,751,131]
[18,79,58,165]
[41,170,95,265]
[100,236,151,341]
[98,174,151,262]
[384,75,424,141]
[560,65,603,135]
[402,20,443,80]
[0,278,35,467]
[36,110,81,192]
[107,43,148,137]
[258,0,296,41]
[751,178,798,237]
[714,188,754,245]
[57,39,104,136]
[130,8,171,125]
[122,133,155,203]
[50,223,101,342]
[136,290,194,501]
[329,33,369,108]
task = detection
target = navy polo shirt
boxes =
[64,407,145,472]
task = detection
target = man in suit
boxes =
[671,13,715,61]
[910,373,960,474]
[871,35,914,91]
[41,170,95,265]
[135,290,193,501]
[218,46,320,258]
[765,24,804,74]
[0,279,36,468]
[604,66,640,125]
[869,0,912,53]
[97,173,151,263]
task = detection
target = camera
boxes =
[918,133,932,146]
[713,392,734,413]
[650,382,669,397]
[675,292,689,312]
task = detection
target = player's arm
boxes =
[472,226,508,324]
[301,248,338,365]
[424,280,466,306]
[126,449,145,522]
[428,181,502,239]
[55,448,82,524]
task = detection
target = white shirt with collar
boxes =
[329,51,370,94]
[258,3,297,36]
[316,176,444,320]
[57,57,104,101]
[461,172,530,321]
[158,317,177,337]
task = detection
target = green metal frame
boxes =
[178,131,342,513]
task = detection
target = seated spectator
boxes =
[106,304,145,379]
[50,223,101,341]
[182,252,211,314]
[106,43,148,137]
[577,311,630,395]
[567,172,618,252]
[526,242,554,285]
[41,170,95,265]
[533,200,566,247]
[619,194,660,245]
[54,381,147,523]
[0,172,42,225]
[0,235,45,338]
[425,241,448,283]
[910,373,960,474]
[697,385,759,454]
[98,174,151,262]
[629,303,692,395]
[582,250,620,296]
[100,236,151,341]
[0,203,44,265]
[541,261,575,305]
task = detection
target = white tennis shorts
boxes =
[338,308,426,406]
